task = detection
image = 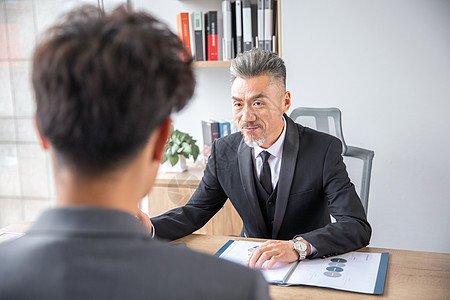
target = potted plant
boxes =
[161,128,200,172]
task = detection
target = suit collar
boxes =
[272,116,299,238]
[28,207,150,238]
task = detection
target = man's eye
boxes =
[233,103,242,107]
[254,102,262,106]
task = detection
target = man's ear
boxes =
[282,91,291,114]
[34,114,49,150]
[152,117,172,162]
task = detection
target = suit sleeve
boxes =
[151,141,229,240]
[301,138,372,258]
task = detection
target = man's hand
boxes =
[136,209,153,235]
[247,239,311,269]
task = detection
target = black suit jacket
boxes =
[152,116,371,258]
[0,207,270,300]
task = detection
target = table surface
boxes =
[2,223,450,299]
[175,234,450,300]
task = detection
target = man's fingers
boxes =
[247,240,301,269]
[266,255,283,269]
[135,209,153,234]
[255,250,277,269]
[247,242,275,267]
[247,248,262,268]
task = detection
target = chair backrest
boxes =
[289,107,374,214]
[290,107,347,154]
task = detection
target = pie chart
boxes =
[330,258,347,263]
[324,271,342,278]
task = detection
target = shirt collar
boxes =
[253,116,287,159]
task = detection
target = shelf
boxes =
[179,0,282,69]
[192,60,232,68]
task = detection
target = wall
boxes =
[282,0,450,253]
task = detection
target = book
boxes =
[216,240,389,295]
[235,0,243,55]
[201,120,220,163]
[191,12,204,61]
[205,11,218,61]
[222,0,233,60]
[242,0,253,51]
[257,0,264,49]
[264,0,273,51]
[176,12,192,56]
[218,120,231,137]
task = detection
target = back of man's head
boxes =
[33,5,195,176]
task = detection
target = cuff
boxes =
[150,222,155,239]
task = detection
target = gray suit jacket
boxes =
[0,207,270,300]
[152,116,371,258]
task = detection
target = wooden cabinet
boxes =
[148,163,242,236]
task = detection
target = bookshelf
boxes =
[175,0,283,68]
[193,60,231,68]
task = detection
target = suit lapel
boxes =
[238,139,269,236]
[272,116,299,238]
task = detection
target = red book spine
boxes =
[205,11,218,61]
[176,12,192,56]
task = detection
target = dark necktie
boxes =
[260,151,273,194]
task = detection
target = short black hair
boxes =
[32,5,195,175]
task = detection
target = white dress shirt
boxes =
[252,117,287,189]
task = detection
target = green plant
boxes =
[162,129,200,166]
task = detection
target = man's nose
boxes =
[241,106,256,122]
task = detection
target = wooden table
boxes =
[174,234,450,299]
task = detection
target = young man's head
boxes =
[33,5,194,177]
[230,48,291,149]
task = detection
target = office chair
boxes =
[289,107,374,214]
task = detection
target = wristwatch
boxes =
[292,238,308,260]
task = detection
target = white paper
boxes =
[287,251,383,293]
[218,240,386,294]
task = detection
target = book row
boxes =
[177,0,278,62]
[202,120,234,162]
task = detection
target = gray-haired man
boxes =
[141,48,371,268]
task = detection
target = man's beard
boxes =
[243,135,266,148]
[240,122,267,148]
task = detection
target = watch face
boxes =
[295,241,307,252]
